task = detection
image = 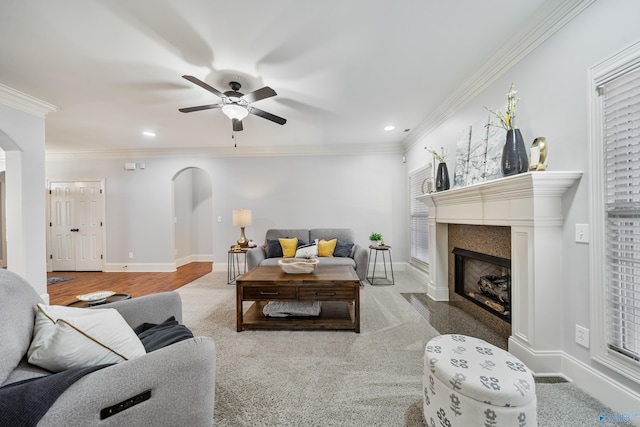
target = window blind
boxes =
[409,165,431,268]
[603,65,640,362]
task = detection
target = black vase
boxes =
[501,129,529,177]
[435,162,450,191]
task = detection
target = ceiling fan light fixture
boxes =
[222,104,249,121]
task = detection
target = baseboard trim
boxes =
[176,254,213,268]
[509,338,640,425]
[212,263,227,273]
[103,263,176,272]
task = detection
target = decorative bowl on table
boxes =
[278,258,319,274]
[76,291,116,304]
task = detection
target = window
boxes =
[603,65,640,362]
[409,165,432,270]
[590,41,640,381]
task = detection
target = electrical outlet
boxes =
[576,325,590,348]
[217,216,222,223]
[128,252,134,259]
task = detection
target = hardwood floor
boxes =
[47,262,212,306]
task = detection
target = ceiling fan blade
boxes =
[247,106,287,125]
[182,75,225,98]
[178,104,222,113]
[242,86,277,103]
[232,118,243,132]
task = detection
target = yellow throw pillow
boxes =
[318,239,337,257]
[279,237,298,258]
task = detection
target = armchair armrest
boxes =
[352,244,368,281]
[39,336,216,426]
[96,292,183,328]
[246,246,266,271]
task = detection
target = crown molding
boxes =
[44,141,405,161]
[402,0,596,151]
[0,84,58,118]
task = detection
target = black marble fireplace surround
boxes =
[452,247,511,323]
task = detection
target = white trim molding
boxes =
[103,262,177,273]
[0,83,58,118]
[403,0,596,150]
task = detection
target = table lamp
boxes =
[232,209,252,247]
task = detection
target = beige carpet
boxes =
[177,272,623,427]
[178,271,434,426]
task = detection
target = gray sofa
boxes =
[246,228,368,281]
[0,269,216,427]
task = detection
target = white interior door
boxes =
[50,181,104,271]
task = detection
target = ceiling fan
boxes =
[179,75,286,131]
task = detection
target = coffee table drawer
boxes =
[243,286,297,300]
[299,287,355,301]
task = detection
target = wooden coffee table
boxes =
[236,265,360,332]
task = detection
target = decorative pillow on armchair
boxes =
[28,304,146,373]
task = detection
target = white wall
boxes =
[190,167,212,258]
[0,105,47,297]
[45,151,407,271]
[405,0,640,412]
[173,167,212,265]
[173,168,194,262]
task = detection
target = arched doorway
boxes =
[172,167,213,267]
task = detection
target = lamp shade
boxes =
[222,104,249,121]
[232,209,252,227]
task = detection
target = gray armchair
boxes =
[0,269,216,427]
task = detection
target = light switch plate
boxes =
[575,224,590,244]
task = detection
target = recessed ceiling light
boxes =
[384,125,395,131]
[142,131,156,137]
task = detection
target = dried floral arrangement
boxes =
[484,83,520,131]
[425,146,446,163]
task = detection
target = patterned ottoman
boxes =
[423,334,537,427]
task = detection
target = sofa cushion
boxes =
[310,228,355,244]
[0,270,42,386]
[318,239,337,257]
[279,237,298,258]
[265,229,310,244]
[28,304,146,373]
[313,257,357,268]
[334,240,355,257]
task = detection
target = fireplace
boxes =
[453,248,511,323]
[416,171,582,372]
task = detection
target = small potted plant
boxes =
[369,232,383,247]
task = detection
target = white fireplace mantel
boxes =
[417,171,582,374]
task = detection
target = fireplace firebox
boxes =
[452,247,511,323]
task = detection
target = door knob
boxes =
[70,228,79,232]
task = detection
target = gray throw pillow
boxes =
[266,239,284,258]
[334,240,354,257]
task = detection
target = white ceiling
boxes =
[0,0,576,156]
